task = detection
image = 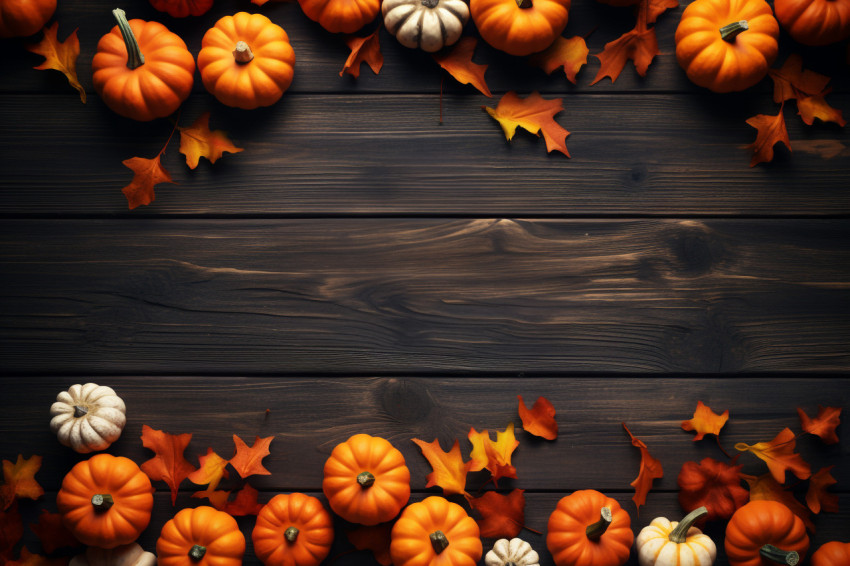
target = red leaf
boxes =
[681,401,729,441]
[1,455,44,509]
[591,2,659,87]
[121,155,174,210]
[225,484,265,516]
[469,489,525,538]
[191,489,230,510]
[347,523,393,566]
[769,54,831,103]
[140,425,197,505]
[742,473,814,531]
[797,92,847,127]
[6,548,68,566]
[528,36,589,84]
[677,458,748,521]
[646,0,678,23]
[0,503,23,565]
[735,427,811,484]
[623,423,663,513]
[412,438,472,497]
[230,435,273,478]
[517,395,558,440]
[340,26,383,78]
[806,466,838,514]
[29,511,81,554]
[798,406,841,444]
[746,104,791,167]
[433,37,491,97]
[26,23,86,103]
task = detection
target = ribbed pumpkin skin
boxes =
[157,506,245,566]
[0,0,56,37]
[149,0,214,18]
[92,19,195,121]
[725,501,810,566]
[57,454,154,549]
[546,490,633,566]
[812,541,850,566]
[674,0,778,93]
[323,434,410,525]
[635,517,716,566]
[390,496,483,566]
[50,383,126,454]
[297,0,380,34]
[774,0,850,45]
[252,493,334,566]
[470,0,570,56]
[382,0,470,52]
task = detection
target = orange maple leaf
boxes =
[623,423,663,513]
[347,522,393,566]
[528,36,588,85]
[140,424,197,505]
[412,438,472,497]
[798,406,841,444]
[806,466,838,514]
[187,447,230,491]
[591,0,659,87]
[0,503,23,564]
[29,511,80,554]
[797,92,847,127]
[469,489,526,538]
[121,155,174,210]
[746,104,791,167]
[681,400,729,441]
[742,473,814,531]
[7,547,68,566]
[517,395,558,440]
[26,23,85,103]
[191,488,231,510]
[646,0,679,23]
[1,455,44,509]
[433,37,492,97]
[340,26,383,78]
[178,113,244,169]
[484,91,570,157]
[769,54,830,103]
[735,427,811,484]
[468,423,520,485]
[230,435,273,478]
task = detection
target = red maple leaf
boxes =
[0,503,23,565]
[591,0,661,85]
[806,466,838,514]
[1,455,44,510]
[623,422,663,513]
[230,435,274,478]
[225,484,265,516]
[746,104,791,167]
[29,511,81,554]
[517,395,558,440]
[140,424,197,505]
[677,457,748,521]
[798,406,841,444]
[469,489,526,538]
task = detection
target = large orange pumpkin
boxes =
[157,506,245,566]
[725,500,810,566]
[0,0,56,38]
[470,0,570,56]
[92,9,195,121]
[390,496,482,566]
[57,454,154,549]
[546,490,633,566]
[297,0,380,34]
[252,493,334,566]
[675,0,778,93]
[812,541,850,566]
[149,0,214,18]
[774,0,850,46]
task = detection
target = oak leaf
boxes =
[517,395,558,440]
[340,26,383,78]
[0,503,23,564]
[26,23,85,103]
[1,455,44,509]
[742,473,814,531]
[29,511,80,554]
[468,423,520,485]
[412,438,472,497]
[677,457,748,521]
[528,36,588,84]
[769,54,830,103]
[484,91,570,157]
[806,466,838,514]
[179,113,244,169]
[746,105,791,167]
[591,4,658,86]
[735,427,811,484]
[121,155,174,210]
[230,435,273,478]
[347,523,393,566]
[469,489,525,538]
[623,423,663,513]
[798,406,841,444]
[797,92,847,127]
[433,37,491,97]
[7,548,68,566]
[140,424,197,505]
[681,401,729,441]
[188,447,230,491]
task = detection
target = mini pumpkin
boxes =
[383,0,470,52]
[50,383,126,453]
[811,541,850,566]
[149,0,214,18]
[486,538,540,566]
[547,490,633,566]
[57,454,154,549]
[725,500,809,566]
[323,433,411,525]
[470,0,570,56]
[252,492,334,566]
[69,543,157,566]
[774,0,850,46]
[635,507,716,566]
[157,506,245,566]
[0,0,56,38]
[674,0,779,93]
[298,0,380,34]
[390,496,483,566]
[198,12,296,110]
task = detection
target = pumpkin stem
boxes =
[357,471,375,488]
[668,506,708,544]
[759,544,800,566]
[429,530,449,554]
[285,526,299,543]
[233,41,254,64]
[112,9,145,69]
[91,494,114,511]
[516,0,533,7]
[585,506,613,541]
[188,545,206,561]
[73,405,88,418]
[421,0,440,7]
[719,20,749,42]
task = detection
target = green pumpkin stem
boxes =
[516,0,533,8]
[668,506,708,544]
[759,544,800,565]
[233,41,254,64]
[188,545,207,561]
[73,405,88,418]
[429,530,450,555]
[112,9,145,69]
[91,493,114,511]
[585,506,613,541]
[357,471,375,488]
[719,20,749,42]
[285,526,299,543]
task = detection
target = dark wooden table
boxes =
[1,0,849,564]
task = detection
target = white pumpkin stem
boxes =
[91,493,114,511]
[233,41,254,64]
[285,526,299,543]
[357,471,375,488]
[429,530,450,554]
[188,545,206,561]
[516,0,533,7]
[73,405,88,418]
[668,506,708,543]
[719,20,748,42]
[112,9,145,70]
[759,544,800,565]
[586,506,613,541]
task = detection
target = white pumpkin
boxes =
[485,538,540,566]
[69,543,156,566]
[50,383,126,453]
[635,507,716,566]
[382,0,469,52]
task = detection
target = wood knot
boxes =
[379,378,432,424]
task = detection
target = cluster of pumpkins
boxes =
[46,383,850,566]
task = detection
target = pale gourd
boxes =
[69,543,156,566]
[485,538,540,566]
[50,383,126,453]
[635,507,716,566]
[382,0,469,52]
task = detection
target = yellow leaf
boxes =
[529,36,588,84]
[468,423,519,485]
[411,438,471,497]
[178,113,244,169]
[681,400,729,441]
[187,447,230,491]
[26,23,86,103]
[735,427,811,484]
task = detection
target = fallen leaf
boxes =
[797,91,847,127]
[806,466,838,514]
[230,435,273,478]
[191,488,230,510]
[528,36,588,84]
[140,424,197,505]
[433,37,491,97]
[646,0,679,23]
[623,423,663,513]
[798,406,841,444]
[0,503,23,564]
[792,139,849,159]
[179,113,244,169]
[340,26,383,78]
[469,489,525,538]
[188,447,230,491]
[590,8,659,86]
[742,473,814,531]
[681,401,729,441]
[677,457,748,521]
[1,455,44,508]
[347,523,393,566]
[517,395,558,440]
[121,155,174,210]
[26,23,86,103]
[29,511,80,554]
[7,548,68,566]
[745,105,791,167]
[769,54,830,103]
[735,427,811,484]
[224,483,264,516]
[412,438,472,497]
[468,423,520,485]
[483,91,570,157]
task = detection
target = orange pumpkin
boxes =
[92,9,195,121]
[0,0,56,37]
[547,490,633,566]
[774,0,850,46]
[198,12,295,110]
[725,500,810,566]
[157,506,245,566]
[57,453,154,549]
[297,0,380,34]
[470,0,570,56]
[811,541,850,566]
[323,434,410,525]
[675,0,779,93]
[390,496,482,566]
[252,493,334,566]
[149,0,214,18]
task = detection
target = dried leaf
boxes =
[29,511,80,554]
[433,37,491,97]
[745,105,791,167]
[7,548,68,566]
[517,395,558,440]
[681,401,729,441]
[798,406,841,444]
[140,424,197,505]
[121,155,174,210]
[797,92,847,127]
[1,455,44,508]
[483,91,570,157]
[806,466,838,514]
[412,438,472,497]
[623,423,663,513]
[230,435,273,478]
[0,503,23,564]
[469,489,525,538]
[224,483,264,516]
[179,113,244,169]
[591,19,658,85]
[347,523,393,566]
[677,457,748,521]
[742,473,814,531]
[191,488,230,510]
[26,23,85,103]
[769,54,830,103]
[187,447,230,491]
[735,427,811,484]
[468,423,520,485]
[528,36,588,84]
[646,0,679,23]
[340,26,383,78]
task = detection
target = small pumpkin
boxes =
[470,0,570,56]
[774,0,850,46]
[69,543,157,566]
[811,541,850,566]
[485,538,540,566]
[382,0,470,52]
[547,490,634,566]
[674,0,779,93]
[149,0,214,18]
[50,383,126,454]
[198,12,296,110]
[92,9,195,121]
[297,0,380,34]
[57,454,154,549]
[635,507,716,566]
[157,506,245,566]
[0,0,56,38]
[390,496,483,566]
[323,433,411,525]
[252,492,334,566]
[725,500,809,566]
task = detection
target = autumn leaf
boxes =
[517,395,558,440]
[140,424,197,505]
[797,92,847,127]
[677,457,748,521]
[798,406,841,444]
[623,423,663,513]
[29,511,80,554]
[0,503,23,564]
[469,489,525,538]
[347,523,393,566]
[591,0,659,87]
[746,104,791,167]
[26,23,85,103]
[742,473,814,531]
[340,26,383,78]
[121,155,174,210]
[188,447,230,491]
[178,113,243,169]
[412,438,472,497]
[681,401,729,442]
[230,435,273,478]
[646,0,679,23]
[7,548,68,566]
[225,483,264,516]
[469,423,520,485]
[191,488,230,510]
[433,37,491,97]
[484,91,570,157]
[806,466,838,514]
[529,36,588,84]
[735,427,811,484]
[769,54,830,103]
[1,455,44,509]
